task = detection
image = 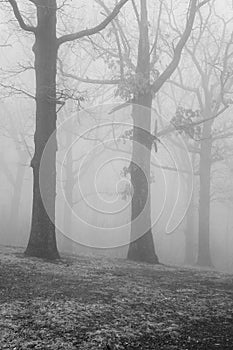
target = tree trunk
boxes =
[25,0,59,259]
[127,94,159,263]
[127,0,159,264]
[184,196,196,265]
[184,153,196,265]
[61,129,74,254]
[197,119,213,267]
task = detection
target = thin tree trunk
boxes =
[184,195,196,265]
[62,129,74,254]
[25,0,59,259]
[197,119,213,267]
[127,0,159,264]
[184,153,196,265]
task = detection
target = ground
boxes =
[0,246,233,350]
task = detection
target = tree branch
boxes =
[95,0,125,79]
[57,0,129,46]
[152,0,210,94]
[0,82,35,100]
[167,79,199,94]
[8,0,37,33]
[150,0,163,66]
[198,0,210,8]
[62,73,120,85]
[157,104,229,138]
[58,58,120,85]
[212,131,233,141]
[131,0,140,27]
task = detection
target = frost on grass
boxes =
[0,246,233,349]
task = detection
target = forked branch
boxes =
[57,0,129,46]
[152,0,210,93]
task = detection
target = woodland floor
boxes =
[0,246,233,350]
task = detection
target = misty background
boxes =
[0,0,233,272]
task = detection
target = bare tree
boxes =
[125,0,209,263]
[3,0,129,259]
[59,0,210,263]
[167,5,233,266]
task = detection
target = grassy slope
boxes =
[0,246,233,350]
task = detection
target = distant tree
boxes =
[0,102,32,245]
[168,7,233,266]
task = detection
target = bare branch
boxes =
[167,79,199,94]
[57,0,129,46]
[62,73,120,85]
[58,58,120,85]
[198,0,210,8]
[8,0,37,33]
[152,0,210,93]
[212,131,233,141]
[95,0,125,78]
[0,82,35,100]
[150,0,163,66]
[131,0,140,26]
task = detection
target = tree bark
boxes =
[127,0,159,264]
[127,94,159,263]
[25,0,59,259]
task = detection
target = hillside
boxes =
[0,246,233,349]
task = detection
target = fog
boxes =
[0,0,233,272]
[1,99,233,271]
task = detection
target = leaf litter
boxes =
[0,246,233,349]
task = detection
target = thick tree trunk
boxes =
[127,94,159,263]
[127,0,158,264]
[25,0,59,259]
[197,120,213,267]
